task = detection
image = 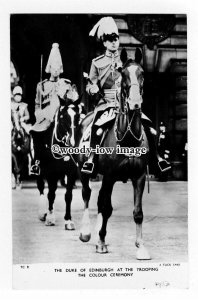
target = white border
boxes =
[1,0,198,298]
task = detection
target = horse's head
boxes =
[120,48,144,110]
[115,48,144,146]
[55,85,81,146]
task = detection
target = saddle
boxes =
[80,108,117,145]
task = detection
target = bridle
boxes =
[116,60,143,143]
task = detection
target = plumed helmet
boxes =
[89,17,119,41]
[45,43,63,74]
[13,85,23,95]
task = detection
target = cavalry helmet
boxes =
[45,43,63,74]
[89,17,119,41]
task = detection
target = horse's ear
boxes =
[120,48,128,65]
[135,48,142,64]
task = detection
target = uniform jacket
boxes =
[32,77,72,132]
[86,50,122,110]
[11,101,30,128]
[157,131,171,158]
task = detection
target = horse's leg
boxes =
[12,154,18,189]
[12,153,21,190]
[12,172,16,189]
[15,173,21,190]
[95,175,115,253]
[37,175,47,221]
[132,173,151,260]
[64,168,76,230]
[45,175,58,226]
[18,156,27,190]
[79,173,92,242]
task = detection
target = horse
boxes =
[11,111,31,189]
[35,97,82,229]
[77,48,151,260]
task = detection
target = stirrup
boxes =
[158,160,171,172]
[81,161,94,174]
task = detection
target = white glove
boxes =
[57,84,69,99]
[90,84,99,95]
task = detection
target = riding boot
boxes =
[30,131,42,176]
[81,125,101,174]
[81,123,103,174]
[145,126,171,174]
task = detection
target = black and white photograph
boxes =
[1,0,196,292]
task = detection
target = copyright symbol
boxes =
[51,144,60,153]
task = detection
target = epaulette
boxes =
[61,78,71,84]
[93,54,105,62]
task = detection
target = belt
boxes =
[103,89,120,102]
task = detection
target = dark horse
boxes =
[11,111,30,189]
[77,49,151,260]
[35,99,81,229]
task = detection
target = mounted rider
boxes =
[82,16,171,174]
[30,43,78,175]
[11,85,31,134]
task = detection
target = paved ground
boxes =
[12,180,188,264]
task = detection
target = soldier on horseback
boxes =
[30,43,78,175]
[82,16,171,174]
[11,85,31,134]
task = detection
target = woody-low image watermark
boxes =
[51,144,147,157]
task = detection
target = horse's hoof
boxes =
[79,233,91,242]
[45,211,56,226]
[96,244,108,254]
[38,213,47,222]
[16,184,22,190]
[65,220,75,230]
[45,220,55,226]
[136,245,151,260]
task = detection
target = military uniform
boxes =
[30,77,75,175]
[30,42,76,175]
[157,129,171,161]
[157,126,171,180]
[11,98,30,133]
[31,77,72,132]
[86,49,122,110]
[82,16,171,174]
[81,50,122,173]
[11,101,29,123]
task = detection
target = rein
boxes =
[51,108,79,167]
[52,109,67,144]
[116,107,143,143]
